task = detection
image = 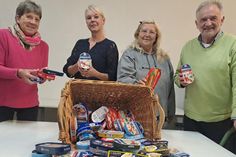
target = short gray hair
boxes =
[196,0,223,16]
[16,0,42,19]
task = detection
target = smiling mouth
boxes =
[27,27,36,30]
[26,25,37,29]
[203,27,215,31]
[90,25,97,28]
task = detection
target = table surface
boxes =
[0,121,235,157]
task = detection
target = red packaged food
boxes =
[145,68,161,90]
[37,70,56,80]
[106,107,118,130]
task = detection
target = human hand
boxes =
[17,69,41,84]
[36,68,57,83]
[77,60,90,74]
[77,59,91,71]
[137,78,147,85]
[76,60,83,72]
[80,66,96,78]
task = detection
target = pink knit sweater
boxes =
[0,29,48,108]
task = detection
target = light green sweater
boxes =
[175,33,236,122]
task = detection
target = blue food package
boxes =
[171,151,190,157]
[89,139,114,156]
[35,142,71,155]
[113,139,141,151]
[30,77,44,83]
[141,140,168,149]
[107,150,148,157]
[31,150,51,157]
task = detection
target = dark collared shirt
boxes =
[198,31,224,48]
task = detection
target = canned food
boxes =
[181,64,194,84]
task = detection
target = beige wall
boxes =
[0,0,236,109]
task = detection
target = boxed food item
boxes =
[35,142,71,155]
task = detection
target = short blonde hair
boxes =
[85,5,105,20]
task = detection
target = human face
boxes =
[85,10,105,33]
[195,4,224,43]
[16,12,40,36]
[138,24,157,53]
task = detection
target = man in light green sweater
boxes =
[175,0,236,144]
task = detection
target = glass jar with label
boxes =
[79,52,92,71]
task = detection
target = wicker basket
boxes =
[57,79,165,144]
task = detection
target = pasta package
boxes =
[145,68,161,90]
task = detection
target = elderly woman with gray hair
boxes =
[0,0,49,121]
[117,21,176,129]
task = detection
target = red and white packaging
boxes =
[181,64,194,84]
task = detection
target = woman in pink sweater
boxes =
[0,0,48,122]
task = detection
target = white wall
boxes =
[1,0,236,111]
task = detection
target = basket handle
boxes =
[57,80,74,144]
[154,94,165,139]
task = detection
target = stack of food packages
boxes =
[66,103,171,157]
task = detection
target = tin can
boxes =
[113,139,141,151]
[97,130,124,138]
[90,139,114,156]
[79,52,92,71]
[181,64,194,84]
[91,106,108,123]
